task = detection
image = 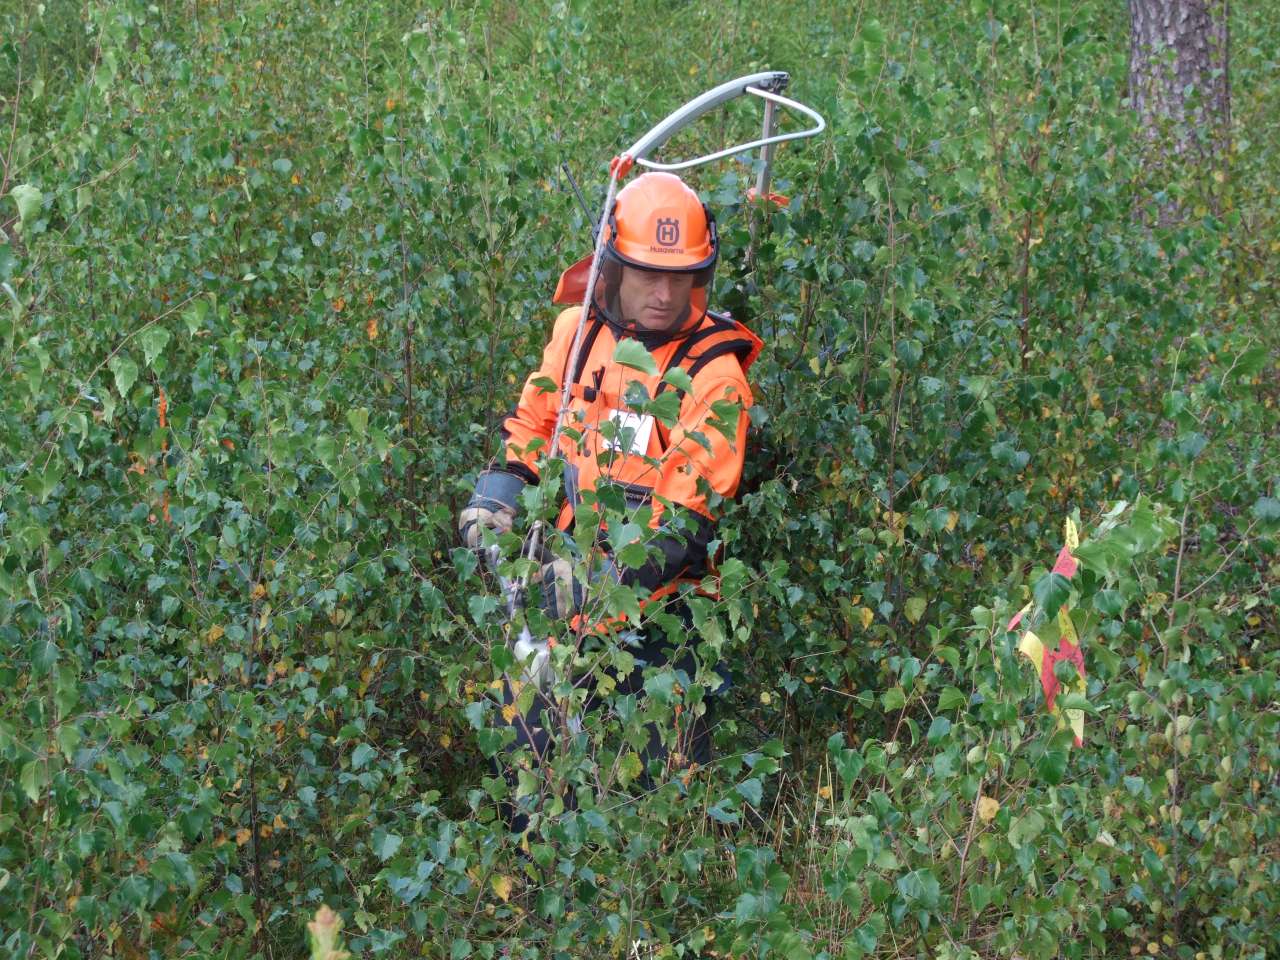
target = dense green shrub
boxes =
[1,1,1275,958]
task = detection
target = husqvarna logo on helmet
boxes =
[655,217,680,247]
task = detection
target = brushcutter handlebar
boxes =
[626,72,825,173]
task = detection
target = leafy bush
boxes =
[1,1,1276,958]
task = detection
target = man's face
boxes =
[617,265,694,332]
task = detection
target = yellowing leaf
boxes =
[977,795,1000,822]
[1063,515,1079,552]
[366,317,379,341]
[617,751,643,787]
[491,874,513,902]
[859,606,874,630]
[904,596,927,624]
[1057,607,1079,645]
[945,510,959,533]
[1018,630,1046,670]
[235,827,252,846]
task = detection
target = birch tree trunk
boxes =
[1128,0,1231,165]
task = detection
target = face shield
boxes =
[592,210,718,341]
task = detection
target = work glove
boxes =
[540,553,621,620]
[458,469,526,552]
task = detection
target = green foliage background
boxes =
[1,0,1277,958]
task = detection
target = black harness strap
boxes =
[683,339,755,383]
[653,337,753,452]
[566,315,607,400]
[653,318,736,399]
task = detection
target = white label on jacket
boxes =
[603,410,654,455]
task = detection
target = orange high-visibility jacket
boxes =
[502,306,762,595]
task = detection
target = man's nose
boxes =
[652,274,677,303]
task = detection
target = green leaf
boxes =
[708,398,741,442]
[968,882,995,915]
[1236,345,1268,377]
[315,434,337,470]
[645,389,681,426]
[351,742,376,770]
[108,354,138,399]
[904,596,927,624]
[937,686,967,711]
[1252,496,1280,528]
[706,799,738,824]
[895,338,923,368]
[853,912,885,952]
[1037,738,1071,785]
[1009,809,1046,848]
[861,20,886,46]
[833,748,865,786]
[926,716,951,743]
[346,406,370,437]
[1092,589,1125,617]
[896,868,940,909]
[933,645,961,671]
[612,338,658,376]
[661,366,693,394]
[139,326,171,369]
[881,687,906,711]
[372,830,403,861]
[736,777,763,806]
[1032,572,1071,622]
[31,638,59,673]
[20,759,46,802]
[159,852,198,894]
[181,298,210,335]
[9,183,43,231]
[56,724,81,760]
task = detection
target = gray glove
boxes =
[540,553,621,620]
[458,469,526,551]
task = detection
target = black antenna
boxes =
[560,161,598,243]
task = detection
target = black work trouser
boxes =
[496,617,715,834]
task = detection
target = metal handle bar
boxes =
[624,70,789,163]
[633,84,826,173]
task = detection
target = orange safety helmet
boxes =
[594,172,719,339]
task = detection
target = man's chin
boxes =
[636,313,677,331]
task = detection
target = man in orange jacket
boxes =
[459,171,761,788]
